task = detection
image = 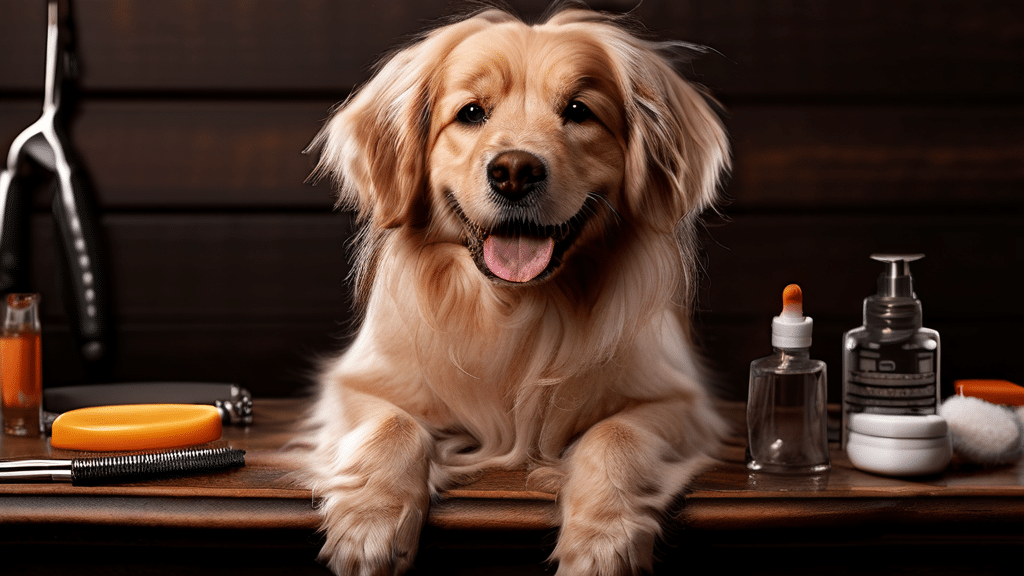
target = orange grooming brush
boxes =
[50,404,223,451]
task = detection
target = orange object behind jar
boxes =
[955,380,1024,406]
[0,331,42,409]
[1,293,43,437]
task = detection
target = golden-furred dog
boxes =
[301,3,729,575]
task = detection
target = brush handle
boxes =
[0,459,73,482]
[70,447,246,485]
[0,447,246,484]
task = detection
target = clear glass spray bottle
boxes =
[746,284,830,474]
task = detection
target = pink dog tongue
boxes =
[483,234,554,283]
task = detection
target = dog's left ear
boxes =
[307,11,513,229]
[612,34,730,227]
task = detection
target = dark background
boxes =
[0,0,1021,404]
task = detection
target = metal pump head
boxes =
[871,253,924,298]
[863,253,925,335]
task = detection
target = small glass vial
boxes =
[1,293,43,436]
[842,254,940,448]
[747,284,830,474]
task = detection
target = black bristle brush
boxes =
[0,446,246,485]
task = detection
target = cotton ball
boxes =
[939,395,1024,465]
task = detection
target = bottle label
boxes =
[846,348,937,414]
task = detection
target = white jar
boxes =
[846,413,951,477]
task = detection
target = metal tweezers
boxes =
[0,0,110,370]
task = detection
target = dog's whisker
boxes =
[587,192,622,226]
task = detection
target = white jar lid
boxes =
[847,413,949,439]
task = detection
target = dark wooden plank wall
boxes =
[0,0,1021,402]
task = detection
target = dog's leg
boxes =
[308,391,432,576]
[551,398,720,576]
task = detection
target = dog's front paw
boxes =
[551,517,657,576]
[551,417,703,576]
[318,493,426,576]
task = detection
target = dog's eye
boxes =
[562,100,592,124]
[456,103,487,124]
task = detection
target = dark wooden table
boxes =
[2,399,1023,575]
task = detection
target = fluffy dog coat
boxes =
[301,4,730,575]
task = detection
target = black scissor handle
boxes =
[50,150,112,367]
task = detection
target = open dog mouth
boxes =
[447,194,596,284]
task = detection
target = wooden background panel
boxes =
[0,0,462,93]
[4,102,1021,211]
[0,99,333,209]
[28,212,356,391]
[726,105,1024,211]
[67,101,335,209]
[28,213,355,323]
[41,322,343,397]
[1,0,1020,98]
[699,214,1022,319]
[650,0,1024,99]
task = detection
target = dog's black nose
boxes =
[488,151,546,202]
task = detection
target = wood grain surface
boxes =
[3,398,1024,573]
[4,399,1024,532]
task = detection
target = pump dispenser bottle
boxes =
[746,284,830,474]
[842,254,940,448]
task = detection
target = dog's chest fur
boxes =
[328,234,653,470]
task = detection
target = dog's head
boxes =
[309,5,728,287]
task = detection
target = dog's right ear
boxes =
[305,45,432,229]
[306,10,514,230]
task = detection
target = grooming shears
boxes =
[0,0,111,371]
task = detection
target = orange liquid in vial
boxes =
[1,332,42,436]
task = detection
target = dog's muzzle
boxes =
[447,149,606,285]
[448,196,597,286]
[477,151,556,282]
